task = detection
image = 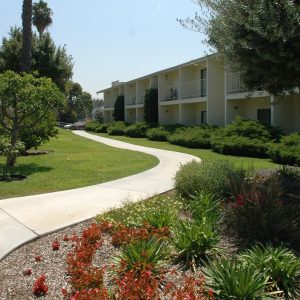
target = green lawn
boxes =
[94,133,279,170]
[0,130,158,199]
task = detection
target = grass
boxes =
[0,129,158,199]
[93,133,279,170]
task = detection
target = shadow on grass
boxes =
[3,163,53,176]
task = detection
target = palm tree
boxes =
[32,0,53,37]
[21,0,32,73]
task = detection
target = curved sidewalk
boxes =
[0,131,199,260]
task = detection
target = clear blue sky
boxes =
[0,0,207,98]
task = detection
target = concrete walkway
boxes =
[0,131,199,260]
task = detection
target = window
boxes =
[200,69,207,97]
[201,110,207,124]
[257,109,271,125]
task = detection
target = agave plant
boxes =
[202,257,268,299]
[240,244,300,299]
[113,236,170,276]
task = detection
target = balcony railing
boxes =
[226,72,246,94]
[181,79,207,99]
[160,85,179,102]
[127,97,136,105]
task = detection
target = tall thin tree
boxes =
[32,0,53,37]
[21,0,32,73]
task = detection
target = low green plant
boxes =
[96,194,183,227]
[146,127,169,141]
[125,122,150,138]
[268,133,300,166]
[277,165,300,194]
[202,257,268,299]
[240,244,300,299]
[107,121,127,136]
[174,160,248,199]
[189,193,220,230]
[113,236,170,276]
[172,218,220,267]
[142,207,176,229]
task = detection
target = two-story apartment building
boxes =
[98,54,300,133]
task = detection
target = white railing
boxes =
[160,84,179,102]
[181,79,207,99]
[226,72,246,94]
[127,97,136,105]
[136,95,144,105]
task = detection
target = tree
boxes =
[32,0,53,37]
[113,95,125,121]
[0,27,73,92]
[144,88,158,124]
[180,0,300,95]
[0,71,65,167]
[21,0,33,72]
[59,81,93,123]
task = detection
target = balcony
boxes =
[226,72,246,94]
[127,97,136,106]
[181,79,207,99]
[160,85,179,102]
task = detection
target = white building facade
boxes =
[98,54,300,133]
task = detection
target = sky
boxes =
[0,1,208,99]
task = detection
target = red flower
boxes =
[32,274,48,296]
[52,240,60,251]
[35,255,42,262]
[23,269,32,276]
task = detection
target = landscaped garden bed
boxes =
[0,163,299,299]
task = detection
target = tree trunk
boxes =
[6,124,19,168]
[21,0,32,73]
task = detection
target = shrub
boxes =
[32,274,49,296]
[211,117,281,157]
[85,121,99,132]
[95,123,109,133]
[268,133,300,166]
[146,127,170,141]
[211,135,268,157]
[202,257,268,299]
[241,244,300,299]
[125,122,150,138]
[113,95,125,121]
[277,165,300,194]
[168,126,217,149]
[107,121,127,136]
[142,207,176,229]
[174,160,248,199]
[223,174,300,246]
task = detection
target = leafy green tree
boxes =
[59,81,93,122]
[0,71,65,167]
[32,0,53,37]
[21,0,33,72]
[180,0,300,95]
[0,27,73,91]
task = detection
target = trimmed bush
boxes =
[85,121,99,132]
[174,160,248,199]
[211,117,281,157]
[144,88,158,124]
[211,135,268,158]
[95,123,109,133]
[168,126,217,149]
[107,121,127,136]
[268,133,300,166]
[146,127,170,141]
[125,122,150,138]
